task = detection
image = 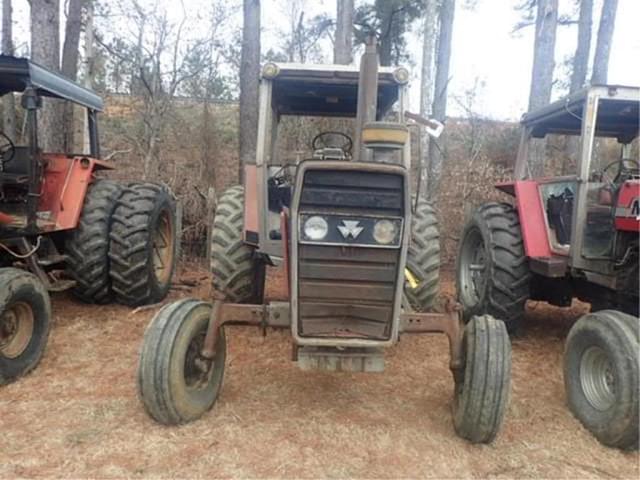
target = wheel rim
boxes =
[183,330,214,390]
[0,302,35,358]
[579,346,616,411]
[152,209,174,285]
[459,228,487,306]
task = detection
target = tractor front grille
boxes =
[296,168,405,340]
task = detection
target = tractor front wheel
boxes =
[564,310,638,450]
[137,299,226,425]
[456,202,530,333]
[109,182,178,306]
[453,314,511,443]
[0,268,51,385]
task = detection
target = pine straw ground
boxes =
[1,264,638,479]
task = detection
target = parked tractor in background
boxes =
[137,40,512,444]
[456,85,639,449]
[0,56,178,385]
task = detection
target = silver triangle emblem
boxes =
[338,220,364,239]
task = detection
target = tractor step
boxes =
[296,346,385,372]
[46,279,76,292]
[37,254,68,267]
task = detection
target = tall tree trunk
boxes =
[377,0,394,67]
[2,0,16,142]
[334,0,353,64]
[238,0,260,183]
[61,0,85,153]
[82,0,94,153]
[427,0,455,199]
[419,0,438,196]
[527,0,558,177]
[29,0,64,152]
[591,0,618,84]
[569,0,593,93]
[565,0,592,173]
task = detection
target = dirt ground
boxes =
[1,263,638,479]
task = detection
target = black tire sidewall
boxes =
[564,314,638,445]
[167,303,226,422]
[457,216,491,319]
[0,270,51,383]
[145,189,177,301]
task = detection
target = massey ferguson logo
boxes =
[338,220,364,239]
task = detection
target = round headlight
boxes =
[393,67,410,84]
[304,216,328,241]
[262,62,280,79]
[373,219,398,245]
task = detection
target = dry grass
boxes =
[0,265,638,479]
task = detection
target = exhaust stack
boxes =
[354,36,379,162]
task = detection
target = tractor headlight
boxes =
[373,219,398,245]
[393,67,410,84]
[303,216,328,241]
[262,62,280,79]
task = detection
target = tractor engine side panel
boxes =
[38,155,110,232]
[615,180,640,232]
[290,161,409,348]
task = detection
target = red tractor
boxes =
[0,56,178,385]
[456,85,639,449]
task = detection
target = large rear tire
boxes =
[65,179,123,303]
[109,182,178,306]
[456,202,530,333]
[564,310,639,450]
[0,268,51,385]
[210,185,264,303]
[453,314,511,443]
[137,299,226,425]
[404,199,440,311]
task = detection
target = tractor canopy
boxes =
[262,62,407,118]
[0,55,103,112]
[521,85,639,144]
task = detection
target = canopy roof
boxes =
[522,85,639,143]
[267,63,403,118]
[0,55,103,111]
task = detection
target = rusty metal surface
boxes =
[400,308,463,372]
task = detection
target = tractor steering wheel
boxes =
[602,158,640,184]
[312,131,353,157]
[0,132,16,165]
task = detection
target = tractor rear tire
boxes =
[405,199,440,311]
[66,179,123,303]
[453,314,511,443]
[456,202,530,333]
[564,310,639,450]
[210,185,264,303]
[0,268,51,385]
[109,182,178,306]
[137,299,226,425]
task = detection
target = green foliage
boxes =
[354,0,425,66]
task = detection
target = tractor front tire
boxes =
[404,199,440,311]
[66,179,123,303]
[453,314,511,443]
[109,183,178,306]
[564,310,639,450]
[456,203,530,333]
[0,269,51,385]
[210,185,264,303]
[137,299,226,425]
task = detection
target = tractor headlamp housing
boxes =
[393,67,410,84]
[373,219,398,245]
[303,215,329,241]
[262,62,280,79]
